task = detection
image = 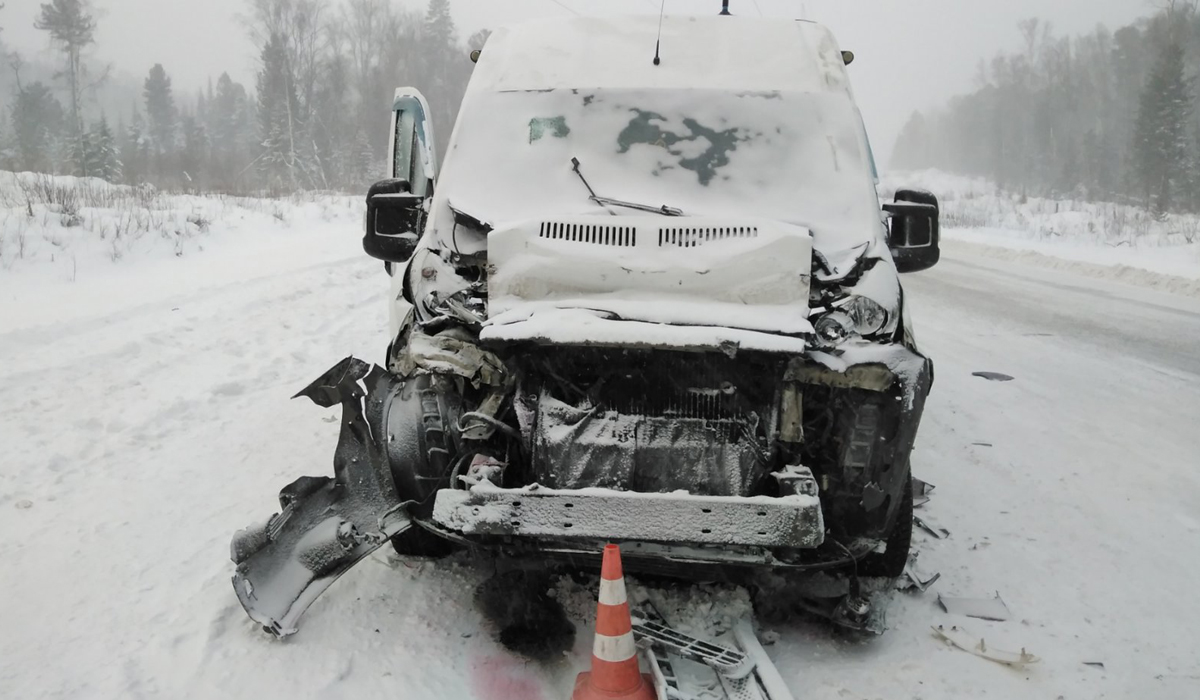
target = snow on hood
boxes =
[427,15,885,261]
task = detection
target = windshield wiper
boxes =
[571,157,684,217]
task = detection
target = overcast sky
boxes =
[2,0,1151,165]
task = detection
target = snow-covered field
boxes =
[2,173,1199,699]
[0,171,365,330]
[883,170,1200,296]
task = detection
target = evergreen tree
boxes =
[885,5,1200,214]
[121,109,151,185]
[1056,140,1081,197]
[422,0,463,162]
[1132,41,1193,214]
[349,129,377,189]
[10,81,64,173]
[310,49,351,189]
[0,132,11,174]
[195,86,209,130]
[257,32,304,190]
[1189,124,1200,213]
[34,0,96,175]
[83,116,121,182]
[891,111,931,171]
[143,64,178,182]
[179,114,209,188]
[210,72,252,190]
[1080,128,1115,201]
[423,0,456,55]
[468,28,492,51]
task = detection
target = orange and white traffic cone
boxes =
[572,544,656,700]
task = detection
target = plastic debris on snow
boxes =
[912,477,935,508]
[932,626,1040,669]
[898,552,941,593]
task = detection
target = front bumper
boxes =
[432,484,825,549]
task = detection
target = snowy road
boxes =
[2,236,1199,699]
[786,248,1200,699]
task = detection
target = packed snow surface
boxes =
[3,173,1200,698]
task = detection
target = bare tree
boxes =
[245,0,326,121]
[342,0,420,156]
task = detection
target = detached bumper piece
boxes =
[230,358,414,637]
[432,484,824,549]
[636,601,796,700]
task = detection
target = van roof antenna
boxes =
[653,0,665,65]
[720,0,731,15]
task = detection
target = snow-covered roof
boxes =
[475,15,852,95]
[424,14,882,262]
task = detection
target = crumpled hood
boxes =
[480,213,815,349]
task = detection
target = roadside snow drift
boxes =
[882,170,1200,295]
[0,171,365,330]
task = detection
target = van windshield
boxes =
[433,88,883,255]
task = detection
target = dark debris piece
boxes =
[475,571,576,661]
[972,371,1014,382]
[914,514,950,539]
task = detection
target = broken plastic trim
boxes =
[230,358,415,637]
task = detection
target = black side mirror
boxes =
[884,188,940,273]
[364,178,425,263]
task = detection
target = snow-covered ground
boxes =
[2,175,1199,699]
[0,171,365,330]
[883,170,1200,296]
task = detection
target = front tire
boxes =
[390,525,459,558]
[858,474,914,578]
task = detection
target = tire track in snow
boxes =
[0,255,371,381]
[0,256,398,698]
[0,259,388,499]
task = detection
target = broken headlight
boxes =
[841,295,889,337]
[814,311,854,347]
[813,296,890,348]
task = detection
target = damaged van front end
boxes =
[230,14,941,637]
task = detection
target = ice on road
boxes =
[2,235,1198,699]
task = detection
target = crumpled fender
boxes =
[229,357,415,637]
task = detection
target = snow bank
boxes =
[0,171,363,269]
[0,171,366,330]
[881,169,1200,295]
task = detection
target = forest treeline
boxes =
[892,3,1200,216]
[0,0,484,194]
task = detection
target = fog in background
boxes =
[1,0,1150,164]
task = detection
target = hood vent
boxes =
[539,221,636,247]
[659,225,758,248]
